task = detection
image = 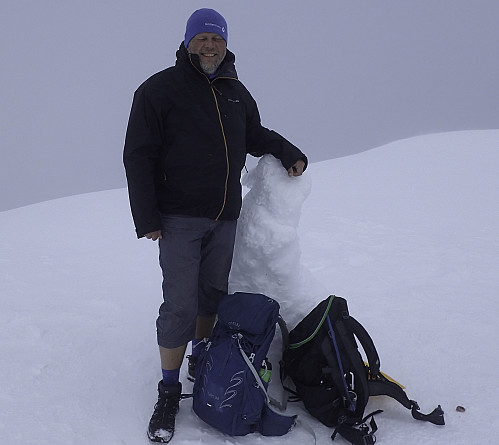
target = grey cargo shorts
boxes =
[156,214,237,348]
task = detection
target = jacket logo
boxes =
[227,98,240,103]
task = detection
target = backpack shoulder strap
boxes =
[276,314,292,411]
[278,314,289,351]
[343,315,380,376]
[368,373,445,425]
[328,314,370,418]
[337,302,445,426]
[235,334,301,436]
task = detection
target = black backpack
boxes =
[281,295,445,444]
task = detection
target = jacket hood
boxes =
[175,42,238,79]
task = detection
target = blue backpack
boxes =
[192,292,296,436]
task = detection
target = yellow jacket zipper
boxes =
[189,54,237,220]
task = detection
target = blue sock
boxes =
[162,368,180,387]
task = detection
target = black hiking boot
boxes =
[147,381,182,443]
[186,355,197,382]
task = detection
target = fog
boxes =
[1,0,498,211]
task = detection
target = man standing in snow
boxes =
[123,8,307,443]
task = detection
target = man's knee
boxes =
[156,302,197,348]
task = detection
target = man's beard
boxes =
[200,49,226,75]
[200,61,220,75]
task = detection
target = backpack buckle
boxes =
[361,434,376,445]
[343,391,357,411]
[332,416,378,445]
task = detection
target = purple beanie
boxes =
[184,8,228,48]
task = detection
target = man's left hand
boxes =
[288,159,306,177]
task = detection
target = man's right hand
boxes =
[145,230,162,241]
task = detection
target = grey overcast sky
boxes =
[1,1,498,211]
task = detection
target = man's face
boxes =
[187,32,227,75]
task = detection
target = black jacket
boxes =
[123,43,307,238]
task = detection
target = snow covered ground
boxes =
[1,130,497,444]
